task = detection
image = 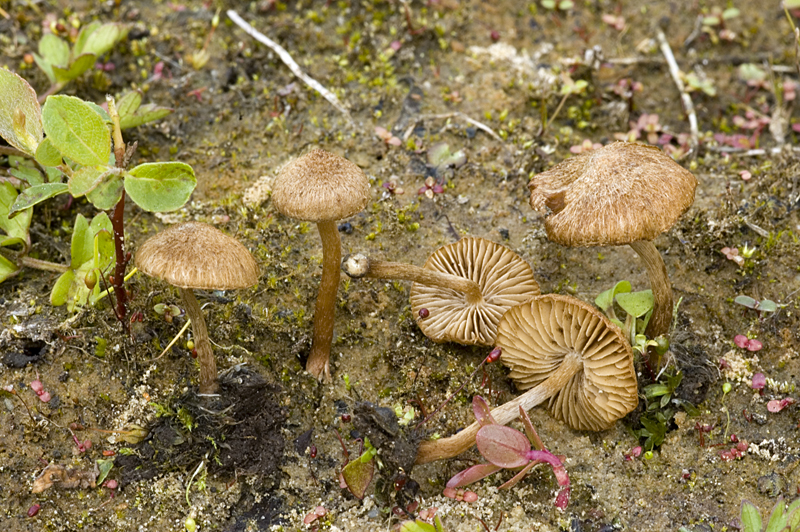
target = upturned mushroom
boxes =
[527,141,697,338]
[415,294,636,464]
[271,149,370,382]
[135,222,259,394]
[342,236,540,346]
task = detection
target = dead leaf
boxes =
[32,462,99,493]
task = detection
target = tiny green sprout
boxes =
[185,516,197,532]
[643,450,654,460]
[741,243,756,258]
[722,382,732,396]
[343,373,351,391]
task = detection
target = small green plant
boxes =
[635,371,699,452]
[0,69,195,326]
[33,21,129,100]
[739,497,800,532]
[734,295,780,314]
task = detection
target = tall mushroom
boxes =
[342,236,540,346]
[135,222,259,394]
[528,141,697,338]
[271,150,370,382]
[416,294,636,464]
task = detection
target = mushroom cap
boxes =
[496,294,637,431]
[409,237,540,346]
[271,149,370,223]
[135,222,259,290]
[528,141,697,247]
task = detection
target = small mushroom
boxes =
[342,236,540,346]
[415,294,636,464]
[528,141,697,338]
[135,222,259,394]
[271,150,370,382]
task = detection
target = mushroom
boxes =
[528,141,697,338]
[135,222,259,394]
[271,149,370,381]
[342,236,540,346]
[415,294,636,464]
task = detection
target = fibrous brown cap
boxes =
[271,149,370,222]
[410,237,540,346]
[528,141,697,246]
[496,294,637,431]
[135,222,259,290]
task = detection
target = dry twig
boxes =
[226,10,353,124]
[401,112,503,142]
[655,27,699,151]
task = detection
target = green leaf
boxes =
[52,53,97,84]
[50,268,74,306]
[9,183,69,217]
[0,253,20,284]
[42,95,110,166]
[39,33,70,67]
[96,459,114,485]
[73,21,102,56]
[0,182,32,248]
[125,162,196,212]
[70,214,91,267]
[116,90,142,118]
[87,173,123,210]
[740,500,762,532]
[644,383,670,400]
[117,89,174,130]
[759,300,778,312]
[766,497,787,532]
[0,69,43,155]
[9,166,44,187]
[341,452,374,499]
[735,295,759,309]
[69,167,106,197]
[595,280,631,313]
[119,102,173,129]
[35,138,63,167]
[616,290,654,318]
[80,23,129,57]
[722,7,740,20]
[32,53,55,85]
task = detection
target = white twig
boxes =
[227,10,353,124]
[707,145,800,156]
[656,27,699,150]
[402,112,503,142]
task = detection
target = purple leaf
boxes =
[477,425,531,468]
[472,395,496,426]
[446,463,502,488]
[341,453,374,499]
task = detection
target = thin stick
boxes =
[706,146,800,156]
[147,318,192,362]
[402,112,503,142]
[655,27,699,151]
[226,10,353,124]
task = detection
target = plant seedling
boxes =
[735,334,763,352]
[446,397,570,511]
[739,497,800,532]
[735,295,779,316]
[0,70,196,328]
[32,21,129,100]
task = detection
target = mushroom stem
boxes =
[415,351,582,465]
[629,240,672,339]
[306,220,341,382]
[342,253,484,304]
[180,288,218,394]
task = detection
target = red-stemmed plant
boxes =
[445,396,571,511]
